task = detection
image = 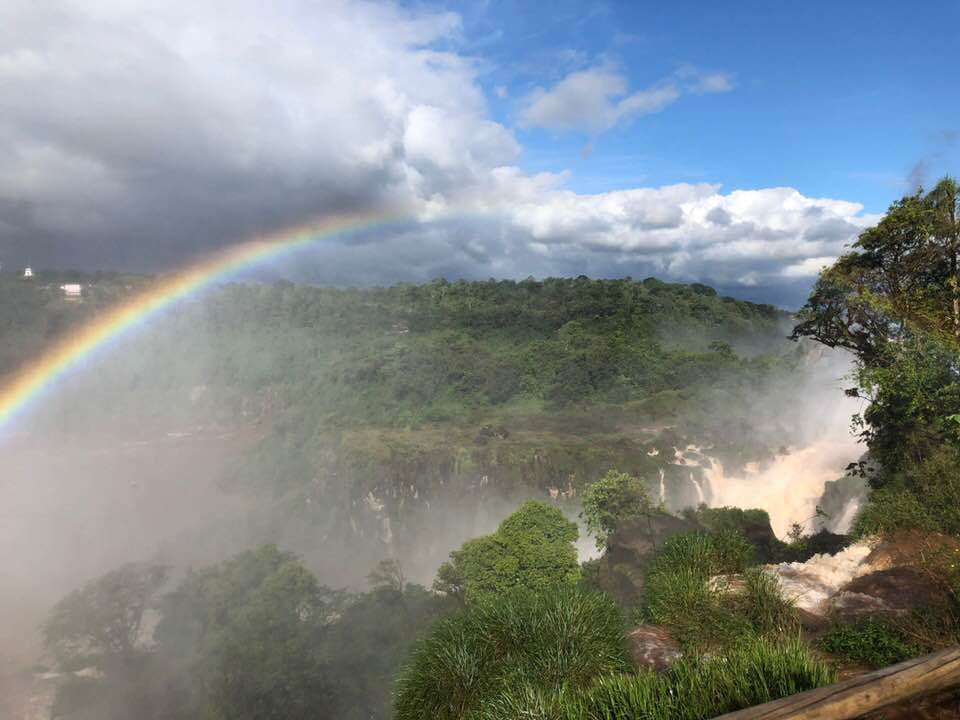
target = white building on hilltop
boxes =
[23,266,33,278]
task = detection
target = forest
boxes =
[5,179,960,719]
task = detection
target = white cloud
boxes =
[691,72,734,94]
[518,65,732,135]
[518,68,680,133]
[781,256,838,278]
[0,0,874,305]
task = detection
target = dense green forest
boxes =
[6,271,823,584]
[12,178,960,719]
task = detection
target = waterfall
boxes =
[700,436,860,537]
[833,497,861,534]
[691,471,704,504]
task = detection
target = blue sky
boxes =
[2,0,957,306]
[450,0,959,213]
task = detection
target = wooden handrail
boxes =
[713,646,960,719]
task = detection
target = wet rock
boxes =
[796,607,831,634]
[826,591,897,622]
[627,625,682,671]
[767,531,954,625]
[865,530,960,572]
[597,512,701,606]
[708,574,747,594]
[839,566,947,615]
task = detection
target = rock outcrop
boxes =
[626,625,682,671]
[597,512,701,606]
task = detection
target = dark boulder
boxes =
[686,506,784,563]
[597,512,701,606]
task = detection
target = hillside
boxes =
[1,273,849,587]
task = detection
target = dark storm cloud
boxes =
[0,1,876,305]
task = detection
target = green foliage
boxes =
[320,581,455,720]
[738,568,800,637]
[647,529,753,582]
[368,558,406,592]
[43,563,168,667]
[580,469,653,549]
[683,505,787,562]
[638,531,797,651]
[434,500,580,603]
[852,488,939,537]
[906,444,960,535]
[820,620,926,669]
[393,587,630,720]
[793,177,960,537]
[152,545,335,720]
[4,274,811,599]
[47,548,451,720]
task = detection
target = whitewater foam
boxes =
[767,541,873,612]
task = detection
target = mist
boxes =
[0,276,870,719]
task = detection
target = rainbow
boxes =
[0,211,425,431]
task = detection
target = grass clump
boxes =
[737,567,800,637]
[820,620,926,668]
[393,587,630,720]
[638,530,799,650]
[582,637,834,720]
[410,635,833,720]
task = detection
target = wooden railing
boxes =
[714,646,960,719]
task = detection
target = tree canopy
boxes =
[43,563,168,667]
[793,176,960,533]
[580,469,653,549]
[433,500,580,603]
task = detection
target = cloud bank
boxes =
[0,0,876,306]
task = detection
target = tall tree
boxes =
[44,563,168,666]
[793,177,960,532]
[433,500,580,603]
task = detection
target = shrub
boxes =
[399,618,831,720]
[911,444,960,535]
[735,568,800,637]
[647,529,752,579]
[821,620,926,668]
[852,488,939,537]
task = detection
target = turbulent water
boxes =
[701,436,863,536]
[667,432,861,538]
[767,541,873,612]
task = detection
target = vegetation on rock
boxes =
[581,469,653,550]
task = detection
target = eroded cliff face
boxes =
[301,422,863,587]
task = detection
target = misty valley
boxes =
[2,3,959,715]
[4,179,960,720]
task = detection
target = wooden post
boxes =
[713,646,960,719]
